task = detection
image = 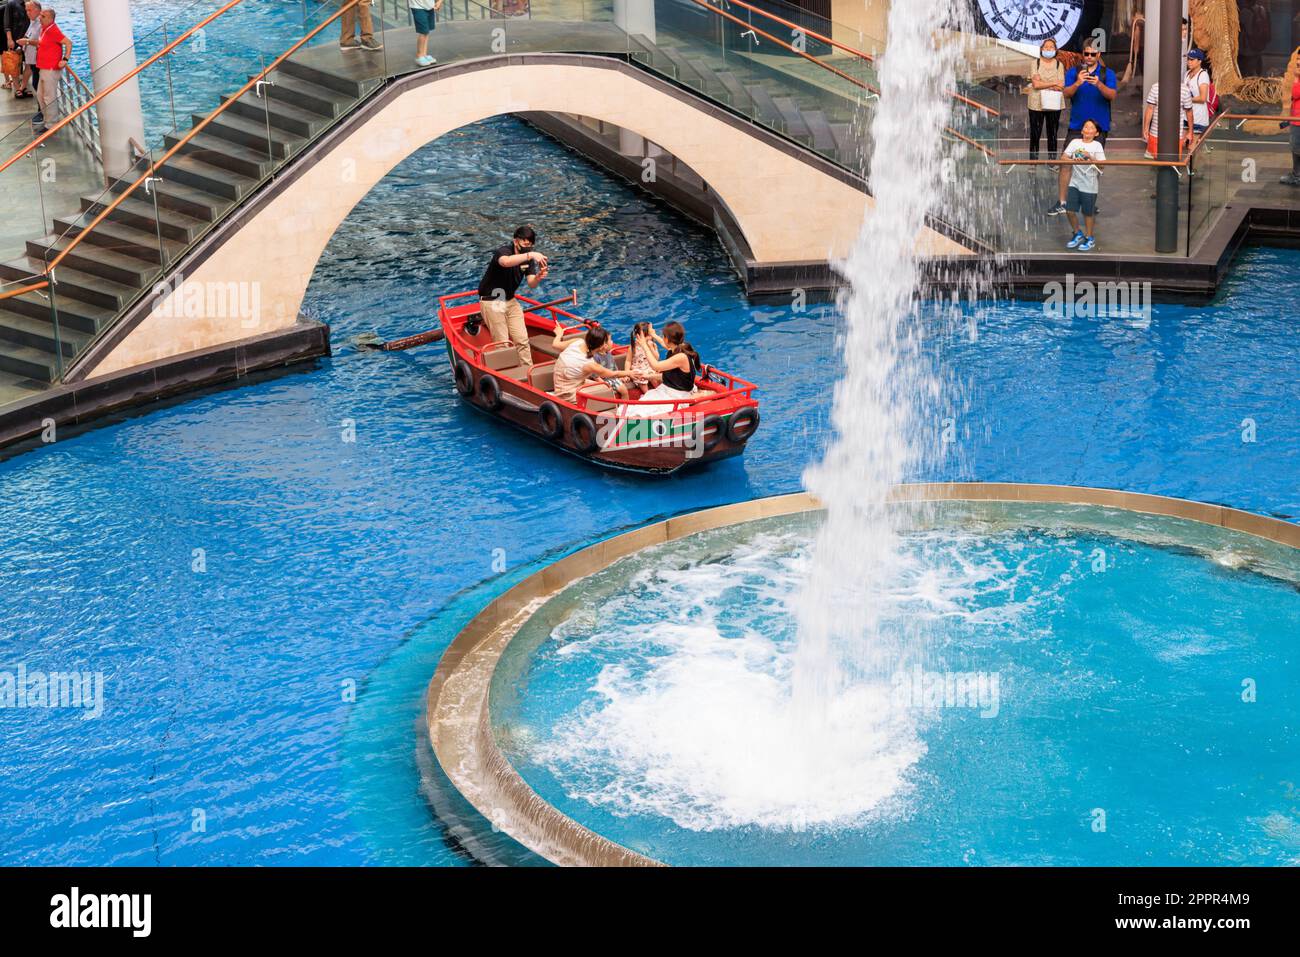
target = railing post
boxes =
[48,270,64,381]
[1154,0,1182,253]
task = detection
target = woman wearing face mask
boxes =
[1027,39,1065,166]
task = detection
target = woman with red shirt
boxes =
[18,5,69,132]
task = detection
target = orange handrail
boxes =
[691,0,879,96]
[0,0,246,177]
[0,280,51,303]
[46,1,358,277]
[693,0,999,117]
[686,0,994,156]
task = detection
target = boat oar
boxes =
[359,290,582,352]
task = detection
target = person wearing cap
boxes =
[1183,49,1212,142]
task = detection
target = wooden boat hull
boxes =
[438,293,760,475]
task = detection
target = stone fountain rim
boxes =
[423,482,1300,867]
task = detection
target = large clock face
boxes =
[976,0,1085,45]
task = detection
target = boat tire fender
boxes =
[538,401,564,441]
[454,359,474,397]
[726,406,760,443]
[569,412,599,454]
[477,373,503,411]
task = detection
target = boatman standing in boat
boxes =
[477,225,548,368]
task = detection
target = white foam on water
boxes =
[532,522,1045,832]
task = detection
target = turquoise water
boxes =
[493,506,1300,866]
[0,115,1298,865]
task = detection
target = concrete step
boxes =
[277,56,369,99]
[157,153,257,202]
[196,112,306,160]
[0,309,90,357]
[163,130,275,180]
[26,234,155,288]
[772,96,812,144]
[0,368,47,397]
[110,177,224,223]
[80,194,207,244]
[0,339,59,381]
[0,257,139,311]
[715,71,755,113]
[253,73,350,118]
[744,84,786,133]
[221,90,333,138]
[0,289,113,334]
[51,215,186,265]
[801,109,838,154]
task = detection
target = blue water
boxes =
[493,507,1300,865]
[0,115,1298,864]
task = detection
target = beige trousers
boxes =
[341,0,374,42]
[480,298,533,368]
[37,68,61,125]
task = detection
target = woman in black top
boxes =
[633,321,700,417]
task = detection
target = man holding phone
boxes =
[1048,41,1117,216]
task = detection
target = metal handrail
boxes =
[46,1,358,278]
[58,66,102,162]
[0,0,246,178]
[704,0,999,117]
[686,0,994,156]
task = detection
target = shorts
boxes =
[1145,134,1188,158]
[1068,127,1108,145]
[1066,186,1097,217]
[411,8,436,34]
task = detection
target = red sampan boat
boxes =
[438,291,760,474]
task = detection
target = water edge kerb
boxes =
[423,483,1300,867]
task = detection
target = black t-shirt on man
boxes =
[477,243,535,301]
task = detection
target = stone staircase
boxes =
[0,57,374,397]
[628,33,869,169]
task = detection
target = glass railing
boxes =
[1187,114,1300,253]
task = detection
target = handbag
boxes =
[1,49,21,79]
[1039,89,1063,111]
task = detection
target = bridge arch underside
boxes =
[88,56,969,379]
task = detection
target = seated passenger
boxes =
[551,325,628,402]
[625,321,662,393]
[632,321,699,416]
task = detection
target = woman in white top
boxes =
[1026,39,1066,164]
[550,325,625,403]
[1183,48,1211,138]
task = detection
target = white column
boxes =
[614,0,656,156]
[1142,0,1191,98]
[613,0,656,44]
[1142,0,1160,99]
[84,0,147,178]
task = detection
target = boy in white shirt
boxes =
[1061,119,1105,252]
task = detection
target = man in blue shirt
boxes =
[1048,40,1117,215]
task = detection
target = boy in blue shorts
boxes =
[412,0,442,67]
[1061,119,1105,252]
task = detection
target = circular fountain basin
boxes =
[426,485,1300,866]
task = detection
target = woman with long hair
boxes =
[632,321,700,417]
